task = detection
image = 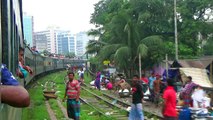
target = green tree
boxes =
[203,36,213,55]
[65,52,75,58]
[177,0,213,56]
[87,0,213,77]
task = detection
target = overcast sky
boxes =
[22,0,100,33]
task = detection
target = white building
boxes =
[75,32,89,57]
[34,26,59,53]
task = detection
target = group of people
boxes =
[129,74,177,120]
[141,73,166,106]
[1,47,33,108]
[179,76,211,108]
[62,68,211,120]
[93,71,113,90]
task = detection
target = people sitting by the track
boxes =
[0,48,31,107]
[101,76,109,87]
[179,76,197,107]
[117,78,131,97]
[106,81,113,90]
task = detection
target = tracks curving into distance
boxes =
[82,83,163,120]
[81,85,129,120]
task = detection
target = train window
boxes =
[2,0,9,66]
[14,26,19,73]
[10,8,15,74]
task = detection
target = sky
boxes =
[22,0,100,33]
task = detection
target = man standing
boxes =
[148,73,156,102]
[153,75,161,106]
[95,71,101,90]
[63,71,80,120]
[162,78,177,120]
[129,75,144,120]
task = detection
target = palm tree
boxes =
[87,0,165,77]
[96,10,163,77]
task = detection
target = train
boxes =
[0,0,85,119]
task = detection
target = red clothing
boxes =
[66,80,80,99]
[106,82,113,90]
[141,77,148,84]
[163,86,177,117]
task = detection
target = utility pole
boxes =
[139,54,142,79]
[174,0,178,60]
[166,54,169,78]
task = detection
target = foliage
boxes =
[49,99,65,119]
[87,0,213,77]
[65,52,75,58]
[203,36,213,55]
[22,71,117,120]
[22,83,50,120]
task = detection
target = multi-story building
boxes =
[34,32,47,52]
[57,31,75,54]
[23,13,34,47]
[34,26,59,53]
[75,32,89,57]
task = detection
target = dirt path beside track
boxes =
[45,101,57,120]
[57,99,69,119]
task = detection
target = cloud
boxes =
[23,0,100,33]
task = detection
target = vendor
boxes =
[180,76,197,107]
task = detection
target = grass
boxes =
[22,84,50,120]
[22,70,117,120]
[22,71,67,120]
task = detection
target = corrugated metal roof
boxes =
[173,59,213,69]
[180,68,213,88]
[178,60,205,68]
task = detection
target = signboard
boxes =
[103,60,110,65]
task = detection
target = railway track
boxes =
[82,83,163,120]
[81,86,129,120]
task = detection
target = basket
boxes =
[43,90,56,94]
[43,93,57,100]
